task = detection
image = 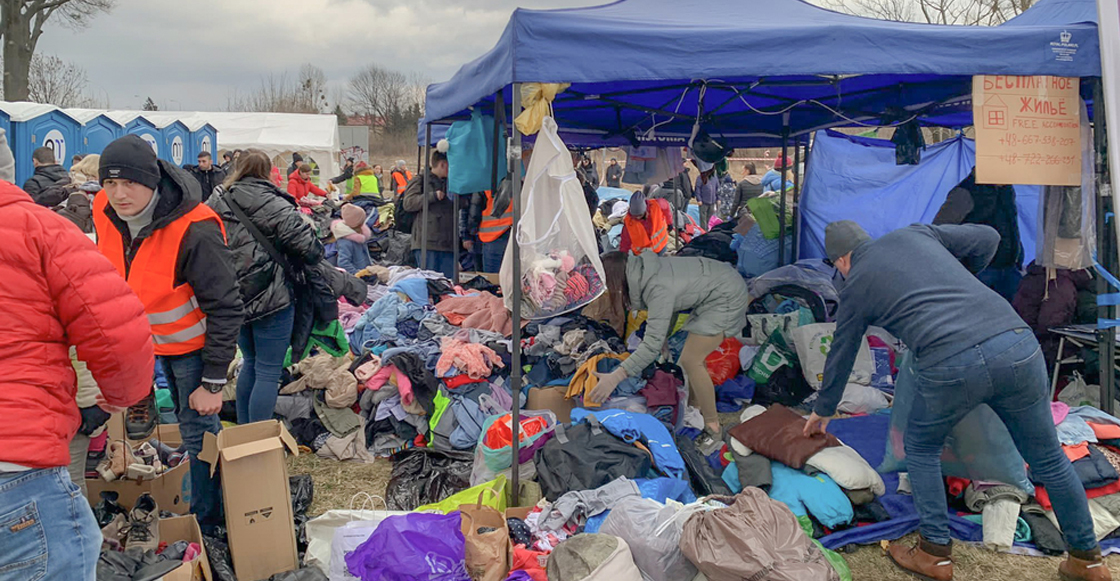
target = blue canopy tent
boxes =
[420,0,1112,516]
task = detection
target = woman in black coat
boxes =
[208,149,324,424]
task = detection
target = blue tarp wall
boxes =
[799,130,1040,264]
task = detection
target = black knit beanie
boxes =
[100,135,160,190]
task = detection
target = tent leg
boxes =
[1095,79,1117,415]
[792,142,802,262]
[491,91,505,272]
[778,126,789,268]
[453,193,461,281]
[421,125,431,271]
[509,83,523,508]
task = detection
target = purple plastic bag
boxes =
[345,511,470,581]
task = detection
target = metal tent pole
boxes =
[1095,79,1117,415]
[453,192,461,281]
[491,91,505,272]
[509,84,524,506]
[421,125,432,271]
[792,141,802,262]
[777,122,790,268]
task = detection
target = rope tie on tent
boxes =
[1094,260,1120,330]
[514,83,570,135]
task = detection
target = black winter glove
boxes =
[78,406,112,436]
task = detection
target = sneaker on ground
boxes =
[126,392,157,441]
[125,493,160,552]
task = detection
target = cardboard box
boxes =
[160,515,214,581]
[459,271,501,286]
[200,420,299,581]
[526,385,574,423]
[106,414,183,447]
[85,424,190,514]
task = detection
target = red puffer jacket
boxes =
[287,170,327,206]
[0,181,154,468]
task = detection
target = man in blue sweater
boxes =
[804,221,1105,581]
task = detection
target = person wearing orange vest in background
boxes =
[470,179,513,273]
[619,188,669,255]
[391,159,413,196]
[93,135,244,534]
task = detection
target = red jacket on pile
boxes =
[0,180,154,468]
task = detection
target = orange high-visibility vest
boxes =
[393,169,413,195]
[478,190,512,243]
[93,192,224,356]
[624,206,669,255]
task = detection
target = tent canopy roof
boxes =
[424,0,1099,146]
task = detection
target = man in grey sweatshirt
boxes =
[803,221,1105,581]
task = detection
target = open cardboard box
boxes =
[200,420,299,581]
[85,423,190,514]
[459,271,501,286]
[526,385,574,423]
[160,515,213,581]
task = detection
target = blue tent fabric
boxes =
[798,130,1040,263]
[423,0,1099,146]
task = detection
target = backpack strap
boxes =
[586,414,603,435]
[554,422,569,445]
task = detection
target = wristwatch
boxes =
[202,381,226,394]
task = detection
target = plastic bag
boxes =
[204,534,237,581]
[446,109,506,196]
[304,496,411,575]
[797,515,852,581]
[744,311,811,346]
[385,448,474,511]
[501,117,606,320]
[880,352,1033,493]
[599,497,700,581]
[460,494,510,581]
[1038,100,1095,270]
[478,410,558,474]
[272,568,330,581]
[415,475,508,514]
[747,328,797,385]
[345,512,470,581]
[291,475,314,559]
[790,323,875,390]
[704,337,743,386]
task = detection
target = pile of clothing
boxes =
[518,251,604,319]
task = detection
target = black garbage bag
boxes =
[93,491,128,528]
[290,474,314,560]
[385,448,473,511]
[203,535,237,581]
[270,568,329,581]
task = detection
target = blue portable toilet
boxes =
[184,120,218,164]
[142,113,190,166]
[106,111,161,159]
[64,108,124,156]
[0,102,81,186]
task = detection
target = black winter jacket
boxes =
[402,171,454,252]
[23,164,69,204]
[185,165,227,200]
[207,178,324,322]
[99,160,244,382]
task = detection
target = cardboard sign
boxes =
[973,75,1081,186]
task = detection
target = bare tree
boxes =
[1,0,115,101]
[348,64,426,135]
[26,53,99,107]
[226,63,330,114]
[819,0,1033,24]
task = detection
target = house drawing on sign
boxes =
[982,94,1009,129]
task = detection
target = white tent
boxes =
[173,111,341,181]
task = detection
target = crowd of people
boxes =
[0,128,1114,581]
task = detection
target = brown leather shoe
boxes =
[887,537,953,581]
[1060,552,1112,581]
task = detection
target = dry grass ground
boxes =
[288,453,1120,580]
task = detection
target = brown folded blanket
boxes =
[727,404,841,469]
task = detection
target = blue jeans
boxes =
[482,233,509,273]
[413,249,455,279]
[158,353,223,531]
[237,305,295,424]
[0,467,100,581]
[905,328,1096,550]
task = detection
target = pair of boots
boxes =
[97,441,165,482]
[101,493,160,553]
[889,537,1112,581]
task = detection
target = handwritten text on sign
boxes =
[973,75,1081,186]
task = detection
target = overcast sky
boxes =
[37,0,601,111]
